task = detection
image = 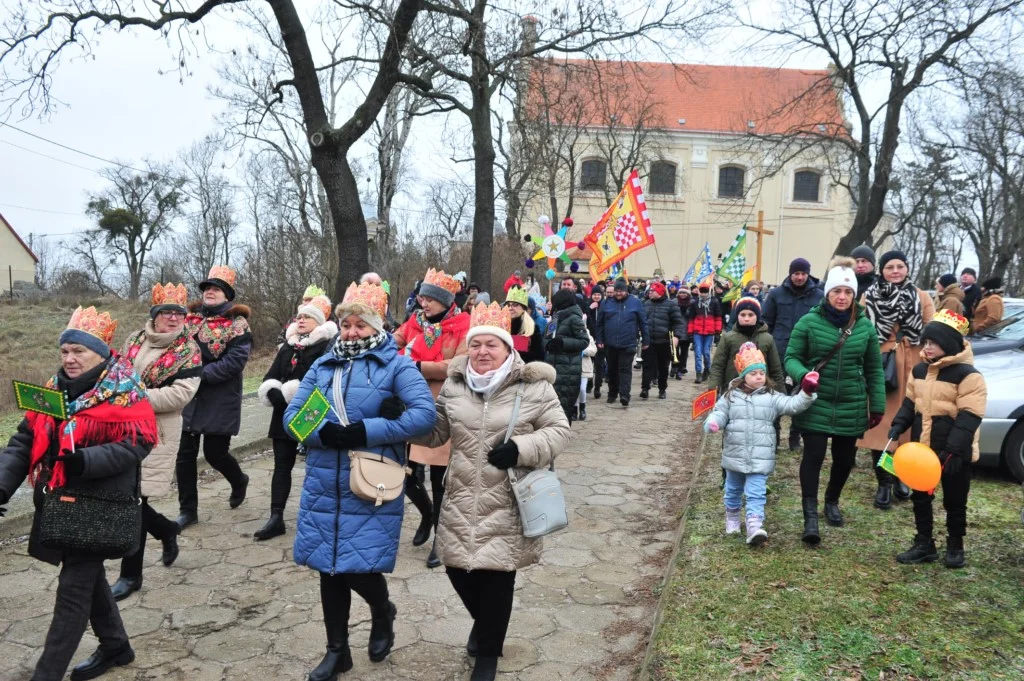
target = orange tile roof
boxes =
[526,59,846,137]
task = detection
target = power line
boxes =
[0,201,83,216]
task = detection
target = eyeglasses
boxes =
[158,311,185,319]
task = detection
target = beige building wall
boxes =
[0,218,37,293]
[530,131,854,285]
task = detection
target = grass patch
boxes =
[649,436,1024,680]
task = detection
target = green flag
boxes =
[13,381,67,420]
[287,386,332,443]
[716,225,748,285]
[877,452,897,476]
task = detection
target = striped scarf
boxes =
[864,279,923,344]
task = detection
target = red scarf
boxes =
[399,307,470,362]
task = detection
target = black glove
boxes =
[319,421,367,450]
[268,388,288,410]
[379,396,406,420]
[546,338,564,353]
[941,450,969,477]
[487,441,519,470]
[887,427,903,442]
[57,449,86,477]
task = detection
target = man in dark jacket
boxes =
[851,245,877,299]
[176,265,253,530]
[673,288,693,378]
[595,279,650,407]
[641,281,687,399]
[762,257,823,450]
[959,267,981,320]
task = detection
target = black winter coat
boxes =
[762,275,824,359]
[961,284,982,320]
[643,296,687,344]
[181,302,253,436]
[260,325,333,440]
[545,305,589,413]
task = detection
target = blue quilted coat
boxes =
[285,336,436,574]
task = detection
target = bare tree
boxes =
[175,136,239,282]
[0,0,430,299]
[738,0,1024,255]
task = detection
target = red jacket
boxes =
[687,296,723,335]
[503,275,524,294]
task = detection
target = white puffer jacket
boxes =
[705,386,816,475]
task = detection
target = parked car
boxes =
[974,347,1024,481]
[968,297,1024,356]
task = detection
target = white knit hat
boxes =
[296,302,327,325]
[823,264,857,297]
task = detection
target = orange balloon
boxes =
[892,442,941,492]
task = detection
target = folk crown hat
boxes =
[199,265,237,301]
[466,301,513,349]
[60,306,118,359]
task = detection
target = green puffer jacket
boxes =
[545,305,589,414]
[784,304,886,436]
[708,322,784,392]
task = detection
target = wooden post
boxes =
[747,211,775,281]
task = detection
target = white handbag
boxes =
[504,383,569,538]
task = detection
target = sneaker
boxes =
[746,515,768,546]
[658,390,667,399]
[606,394,617,404]
[620,397,630,407]
[725,508,742,535]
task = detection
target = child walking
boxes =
[704,343,818,545]
[888,310,987,568]
[575,328,598,422]
[688,283,722,384]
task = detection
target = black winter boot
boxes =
[254,511,286,541]
[578,404,587,421]
[309,609,352,681]
[801,498,820,545]
[470,655,499,681]
[367,601,397,662]
[426,537,441,569]
[893,480,912,501]
[896,535,938,564]
[873,483,893,510]
[823,499,844,527]
[229,473,250,509]
[640,389,649,399]
[161,527,180,566]
[944,536,965,568]
[405,477,433,547]
[466,621,479,657]
[570,405,579,420]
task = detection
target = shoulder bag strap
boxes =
[813,313,856,374]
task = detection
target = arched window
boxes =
[649,161,677,194]
[718,165,745,198]
[580,159,607,192]
[793,170,822,202]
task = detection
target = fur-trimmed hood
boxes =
[446,353,556,385]
[188,300,251,319]
[285,319,338,347]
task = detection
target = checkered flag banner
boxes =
[716,225,748,285]
[583,169,655,276]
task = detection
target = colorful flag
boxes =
[691,389,717,420]
[722,268,755,303]
[287,387,332,443]
[583,169,655,275]
[716,225,748,285]
[877,452,896,476]
[13,381,67,419]
[682,243,713,285]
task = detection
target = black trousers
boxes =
[641,343,673,392]
[120,498,178,579]
[674,339,690,373]
[319,571,389,637]
[592,348,606,391]
[604,346,636,400]
[271,438,300,512]
[176,431,245,514]
[912,463,972,538]
[405,462,446,527]
[31,557,129,681]
[446,567,516,657]
[799,432,859,502]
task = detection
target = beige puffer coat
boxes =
[420,354,571,572]
[124,322,201,497]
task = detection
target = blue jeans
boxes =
[693,334,714,373]
[724,470,768,519]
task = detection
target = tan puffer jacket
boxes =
[125,322,201,497]
[420,354,572,572]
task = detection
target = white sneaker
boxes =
[725,508,742,535]
[746,515,768,546]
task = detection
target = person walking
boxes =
[972,277,1005,333]
[577,328,598,421]
[763,257,824,450]
[595,279,649,407]
[393,268,469,567]
[704,343,818,545]
[687,283,723,385]
[708,297,784,394]
[934,273,965,315]
[673,288,692,379]
[504,286,545,363]
[414,303,572,681]
[959,268,981,321]
[641,281,686,399]
[545,289,590,423]
[851,245,877,299]
[586,286,607,396]
[784,258,886,545]
[111,284,202,601]
[286,281,436,680]
[254,294,337,541]
[859,250,935,510]
[888,310,986,568]
[175,266,252,530]
[0,307,158,681]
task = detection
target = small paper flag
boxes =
[13,381,67,420]
[691,389,717,420]
[287,387,331,443]
[877,451,896,476]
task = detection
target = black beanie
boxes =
[851,245,876,267]
[789,258,811,275]
[982,276,1002,290]
[878,250,908,272]
[938,273,957,288]
[732,297,762,326]
[552,288,577,312]
[613,279,629,292]
[922,320,964,357]
[961,267,977,277]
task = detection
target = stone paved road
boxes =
[0,377,701,681]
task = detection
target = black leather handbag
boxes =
[40,473,142,559]
[881,350,899,393]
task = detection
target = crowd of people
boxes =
[0,247,1008,681]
